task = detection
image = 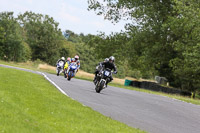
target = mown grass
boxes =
[0,67,145,133]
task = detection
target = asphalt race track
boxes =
[1,64,200,133]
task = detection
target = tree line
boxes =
[0,11,75,65]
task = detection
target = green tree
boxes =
[0,26,5,58]
[64,30,82,43]
[0,12,30,61]
[17,11,64,65]
[88,0,178,79]
[75,42,100,73]
[59,40,76,60]
[169,0,200,97]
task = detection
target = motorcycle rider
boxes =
[64,57,71,72]
[56,57,66,67]
[63,57,71,78]
[102,56,117,87]
[71,58,76,63]
[66,57,71,65]
[95,56,117,87]
[93,58,109,84]
[74,55,80,73]
[66,58,76,75]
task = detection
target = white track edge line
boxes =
[37,71,69,97]
[0,64,70,97]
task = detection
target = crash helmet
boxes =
[67,57,71,62]
[61,57,65,61]
[104,58,109,62]
[75,55,79,61]
[71,58,76,62]
[109,56,115,62]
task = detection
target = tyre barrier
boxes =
[125,80,191,96]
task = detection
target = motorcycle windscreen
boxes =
[70,65,77,70]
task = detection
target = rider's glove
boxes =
[113,71,117,74]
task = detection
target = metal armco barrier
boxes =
[128,80,191,96]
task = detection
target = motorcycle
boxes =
[94,68,112,93]
[56,61,64,76]
[65,62,77,81]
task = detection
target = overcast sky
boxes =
[0,0,126,35]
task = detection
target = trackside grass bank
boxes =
[0,67,145,133]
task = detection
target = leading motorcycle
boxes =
[94,68,113,93]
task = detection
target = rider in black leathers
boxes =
[93,58,109,82]
[94,56,117,87]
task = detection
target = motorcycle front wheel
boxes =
[95,80,105,93]
[95,85,101,93]
[67,72,71,81]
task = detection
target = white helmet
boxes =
[75,55,79,60]
[109,56,115,62]
[61,57,65,60]
[104,58,109,62]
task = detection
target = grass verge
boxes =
[0,67,145,133]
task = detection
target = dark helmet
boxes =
[109,56,115,62]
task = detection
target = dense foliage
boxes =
[0,11,74,65]
[0,12,30,62]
